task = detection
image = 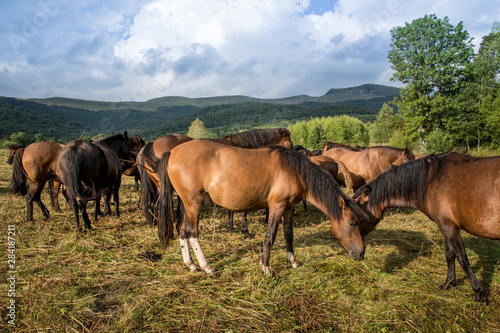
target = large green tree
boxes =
[388,14,475,143]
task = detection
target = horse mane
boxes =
[270,146,349,221]
[322,141,364,151]
[354,155,433,208]
[95,133,125,146]
[207,128,290,148]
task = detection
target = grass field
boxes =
[0,148,499,332]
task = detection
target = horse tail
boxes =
[140,164,158,227]
[65,146,94,202]
[138,142,159,227]
[157,151,175,249]
[336,160,354,192]
[9,147,28,195]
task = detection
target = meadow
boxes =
[0,147,499,332]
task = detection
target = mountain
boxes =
[29,84,400,111]
[1,84,400,141]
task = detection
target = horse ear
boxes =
[338,196,346,209]
[123,131,128,137]
[363,186,371,197]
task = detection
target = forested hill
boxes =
[0,84,399,141]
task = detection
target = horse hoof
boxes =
[260,261,271,275]
[243,233,254,239]
[204,266,214,275]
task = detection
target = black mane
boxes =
[270,146,357,222]
[354,155,434,208]
[207,128,290,148]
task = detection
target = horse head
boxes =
[390,147,415,168]
[330,196,366,260]
[278,128,293,149]
[7,145,25,165]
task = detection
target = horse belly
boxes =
[206,179,270,212]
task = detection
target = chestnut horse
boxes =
[353,152,500,303]
[9,142,66,221]
[156,140,366,274]
[322,146,415,190]
[138,128,293,227]
[58,132,133,231]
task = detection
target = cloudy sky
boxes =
[0,0,498,102]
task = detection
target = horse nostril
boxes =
[358,251,365,260]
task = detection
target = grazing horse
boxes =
[353,152,500,303]
[323,146,415,190]
[58,132,133,231]
[138,128,293,228]
[156,140,366,274]
[9,142,66,221]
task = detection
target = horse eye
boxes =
[348,220,357,227]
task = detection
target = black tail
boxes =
[138,142,160,227]
[65,146,95,202]
[157,151,175,249]
[9,147,27,195]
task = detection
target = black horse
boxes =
[58,132,133,231]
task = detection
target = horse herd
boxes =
[6,128,500,303]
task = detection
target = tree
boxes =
[388,14,475,142]
[370,103,403,144]
[187,118,210,139]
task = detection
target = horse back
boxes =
[424,153,500,239]
[168,140,304,211]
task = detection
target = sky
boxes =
[0,0,498,102]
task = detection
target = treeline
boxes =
[146,103,376,139]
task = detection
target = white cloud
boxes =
[0,0,499,101]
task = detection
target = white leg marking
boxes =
[189,238,213,274]
[287,251,298,269]
[180,238,198,271]
[260,260,271,275]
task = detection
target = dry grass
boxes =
[0,148,499,332]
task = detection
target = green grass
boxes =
[0,148,499,332]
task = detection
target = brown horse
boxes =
[353,152,500,303]
[322,146,415,190]
[9,142,66,221]
[58,132,133,231]
[138,128,293,228]
[156,140,366,274]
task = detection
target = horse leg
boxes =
[113,183,120,217]
[48,180,61,212]
[441,224,487,303]
[79,200,92,230]
[27,183,50,221]
[283,208,298,269]
[439,237,457,290]
[240,212,253,239]
[260,204,286,274]
[226,210,237,232]
[180,198,213,274]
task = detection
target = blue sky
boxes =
[0,0,498,101]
